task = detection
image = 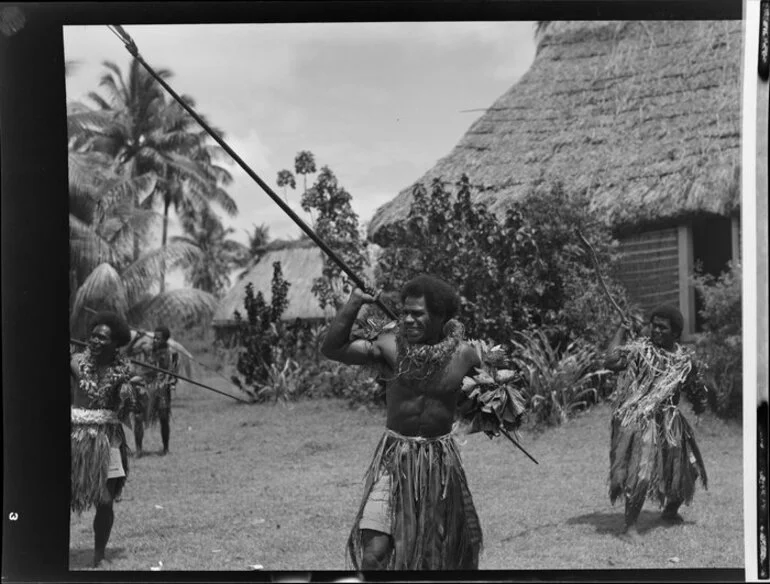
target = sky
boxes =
[64,22,538,287]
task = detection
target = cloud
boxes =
[64,21,539,253]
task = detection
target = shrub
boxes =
[375,175,633,350]
[231,262,291,400]
[296,359,385,409]
[252,353,304,404]
[691,260,742,419]
[510,329,609,426]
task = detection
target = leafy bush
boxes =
[252,354,304,404]
[375,175,633,350]
[231,261,291,401]
[691,260,742,419]
[510,329,609,426]
[296,359,385,409]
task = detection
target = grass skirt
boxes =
[347,429,482,570]
[71,408,129,514]
[144,383,171,427]
[609,407,707,510]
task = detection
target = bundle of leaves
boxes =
[456,340,528,439]
[510,329,608,426]
[691,260,742,419]
[374,175,632,350]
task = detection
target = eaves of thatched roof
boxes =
[213,243,378,325]
[368,20,742,244]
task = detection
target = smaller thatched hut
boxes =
[213,240,376,343]
[213,241,332,342]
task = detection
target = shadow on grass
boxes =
[69,546,127,571]
[566,509,695,536]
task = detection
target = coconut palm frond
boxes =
[67,108,117,137]
[98,172,158,212]
[68,151,114,199]
[208,162,233,186]
[69,217,117,263]
[86,90,114,111]
[128,288,217,330]
[113,205,162,234]
[154,128,199,152]
[164,152,214,189]
[71,263,130,328]
[207,186,238,216]
[121,241,203,297]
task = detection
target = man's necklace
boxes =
[78,347,131,400]
[394,319,464,382]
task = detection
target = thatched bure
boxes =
[214,240,378,325]
[214,242,336,324]
[368,21,742,244]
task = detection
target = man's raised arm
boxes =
[321,288,384,366]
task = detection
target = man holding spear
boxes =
[604,306,708,542]
[322,274,484,570]
[70,311,146,567]
[575,229,708,542]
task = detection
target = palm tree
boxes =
[294,150,316,195]
[247,223,271,261]
[171,207,248,298]
[137,96,237,292]
[80,59,237,292]
[276,169,296,202]
[66,67,223,335]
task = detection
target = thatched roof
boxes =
[213,241,376,325]
[368,20,742,243]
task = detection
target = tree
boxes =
[246,223,271,263]
[301,165,369,310]
[80,59,237,292]
[375,175,632,349]
[294,150,316,194]
[67,65,223,335]
[171,207,249,298]
[276,169,296,202]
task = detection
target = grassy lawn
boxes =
[69,374,744,572]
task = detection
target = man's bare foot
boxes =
[92,551,106,568]
[661,511,684,523]
[618,526,642,543]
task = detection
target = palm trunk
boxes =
[161,197,170,294]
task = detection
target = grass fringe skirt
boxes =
[347,429,482,570]
[609,407,707,510]
[71,409,128,514]
[144,384,171,427]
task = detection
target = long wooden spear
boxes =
[106,24,397,321]
[70,338,252,404]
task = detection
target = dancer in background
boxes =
[605,304,708,543]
